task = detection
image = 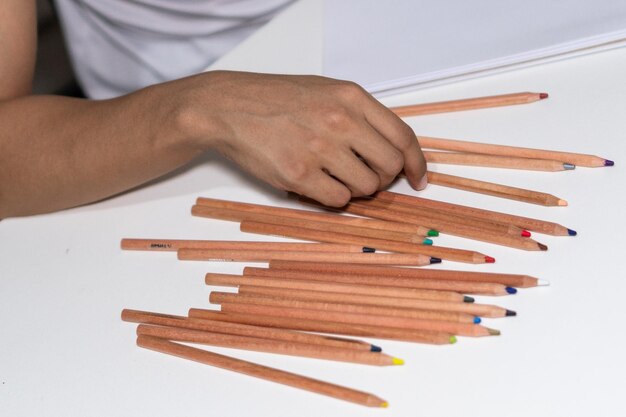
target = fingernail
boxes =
[416,174,428,190]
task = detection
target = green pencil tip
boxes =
[449,335,457,344]
[427,229,439,237]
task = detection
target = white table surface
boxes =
[2,1,625,416]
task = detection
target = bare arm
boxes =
[0,2,426,218]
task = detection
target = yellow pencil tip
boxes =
[380,402,389,408]
[392,357,405,365]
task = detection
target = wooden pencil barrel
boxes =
[243,267,512,295]
[121,309,371,351]
[136,324,396,366]
[137,335,388,407]
[179,248,431,266]
[188,309,454,345]
[204,272,466,302]
[268,260,540,287]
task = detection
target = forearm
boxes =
[0,82,206,218]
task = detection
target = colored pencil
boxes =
[427,171,568,206]
[243,267,516,296]
[137,335,389,407]
[236,286,479,323]
[213,301,498,337]
[423,151,575,171]
[268,260,546,288]
[302,196,524,237]
[136,324,400,366]
[178,248,432,266]
[389,92,548,117]
[121,309,377,351]
[373,191,576,236]
[240,220,490,264]
[417,135,613,167]
[193,198,432,236]
[204,272,467,303]
[188,309,456,345]
[211,291,477,325]
[121,239,371,253]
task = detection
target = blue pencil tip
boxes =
[370,345,382,352]
[362,246,376,253]
[473,317,482,324]
[505,286,517,294]
[567,229,577,236]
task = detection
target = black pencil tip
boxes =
[429,257,442,264]
[362,247,376,253]
[370,345,382,352]
[505,309,517,317]
[463,296,475,303]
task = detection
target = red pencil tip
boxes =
[485,256,496,263]
[539,93,549,99]
[521,230,531,238]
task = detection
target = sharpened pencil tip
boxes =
[392,357,405,366]
[362,247,376,253]
[427,229,439,237]
[487,328,501,336]
[485,256,496,263]
[370,345,382,352]
[539,92,549,99]
[557,199,568,207]
[567,228,577,236]
[505,286,517,294]
[521,230,531,238]
[563,163,576,170]
[604,159,614,167]
[505,309,517,317]
[474,316,482,324]
[449,335,457,344]
[537,279,550,286]
[423,238,433,245]
[430,257,442,264]
[380,402,389,408]
[537,242,548,251]
[463,296,475,303]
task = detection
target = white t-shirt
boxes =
[54,0,294,99]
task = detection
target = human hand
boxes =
[178,71,427,206]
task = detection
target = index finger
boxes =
[360,95,427,190]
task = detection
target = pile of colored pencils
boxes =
[121,91,613,408]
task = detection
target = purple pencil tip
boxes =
[604,159,614,166]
